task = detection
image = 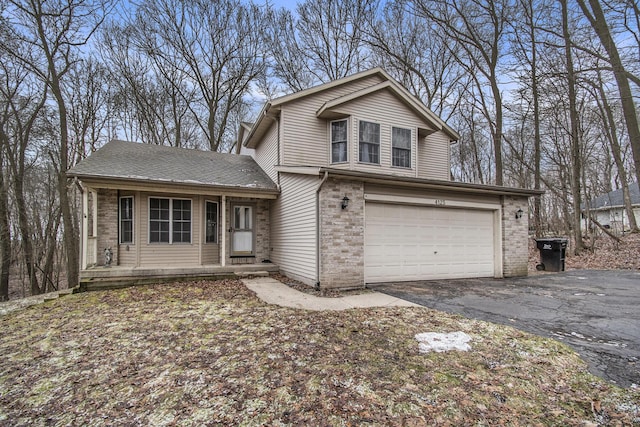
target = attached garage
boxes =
[364,201,501,283]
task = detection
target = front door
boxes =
[231,205,254,256]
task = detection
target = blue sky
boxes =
[268,0,298,10]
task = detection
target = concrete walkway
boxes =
[243,276,419,311]
[0,287,77,316]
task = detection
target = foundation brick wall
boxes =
[502,195,530,277]
[319,178,365,289]
[97,188,118,266]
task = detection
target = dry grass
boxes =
[0,279,638,426]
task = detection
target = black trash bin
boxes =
[535,238,568,272]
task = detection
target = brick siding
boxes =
[501,195,530,277]
[96,188,118,266]
[318,178,365,289]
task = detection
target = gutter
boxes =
[317,167,544,197]
[315,171,329,289]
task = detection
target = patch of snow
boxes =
[415,331,472,353]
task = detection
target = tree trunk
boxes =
[594,77,639,232]
[490,72,504,186]
[561,0,584,254]
[576,0,640,194]
[0,152,11,301]
[12,175,40,295]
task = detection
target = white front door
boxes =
[231,205,254,256]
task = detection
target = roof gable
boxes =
[68,140,278,192]
[244,67,458,148]
[315,81,459,139]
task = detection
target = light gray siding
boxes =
[270,173,318,285]
[253,120,279,183]
[281,74,385,166]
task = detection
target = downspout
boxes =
[315,170,329,289]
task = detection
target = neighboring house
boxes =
[69,68,542,290]
[583,183,640,233]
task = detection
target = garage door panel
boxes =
[365,203,496,283]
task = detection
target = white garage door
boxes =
[365,203,496,283]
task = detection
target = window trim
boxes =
[119,196,134,245]
[205,200,219,244]
[147,196,192,244]
[391,126,412,169]
[358,120,381,165]
[330,119,348,164]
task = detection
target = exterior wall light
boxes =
[341,195,350,210]
[515,208,524,219]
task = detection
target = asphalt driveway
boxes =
[372,270,640,388]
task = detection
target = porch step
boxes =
[79,265,278,292]
[234,271,269,278]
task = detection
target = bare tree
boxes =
[266,0,378,91]
[413,0,511,186]
[125,0,266,152]
[575,0,640,197]
[366,0,469,120]
[3,0,113,289]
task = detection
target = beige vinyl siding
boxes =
[340,89,424,177]
[281,74,385,166]
[138,192,201,267]
[364,184,501,205]
[418,131,451,180]
[201,197,220,265]
[270,173,317,285]
[253,120,279,183]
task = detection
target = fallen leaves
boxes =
[0,279,638,425]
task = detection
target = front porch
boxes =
[79,263,279,291]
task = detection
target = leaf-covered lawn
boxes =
[0,280,638,426]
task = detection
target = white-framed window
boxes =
[331,119,348,163]
[119,196,134,244]
[359,120,380,164]
[205,201,218,244]
[392,127,412,168]
[149,197,191,244]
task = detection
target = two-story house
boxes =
[69,68,541,290]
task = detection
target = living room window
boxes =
[359,120,380,164]
[392,127,412,168]
[331,119,348,163]
[119,196,134,244]
[149,197,191,244]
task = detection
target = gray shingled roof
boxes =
[587,182,640,209]
[68,140,278,192]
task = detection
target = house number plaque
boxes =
[434,199,446,206]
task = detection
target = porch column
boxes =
[82,187,89,269]
[92,189,98,266]
[221,195,226,267]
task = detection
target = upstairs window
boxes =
[359,120,380,164]
[119,196,134,244]
[149,197,191,244]
[392,127,412,168]
[331,120,348,163]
